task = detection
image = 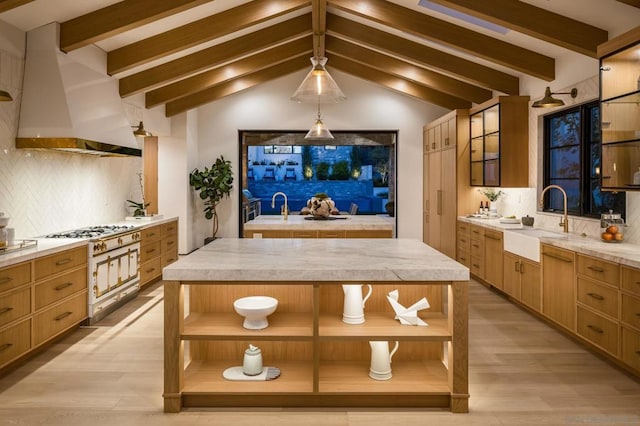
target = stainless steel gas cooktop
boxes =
[44,224,136,239]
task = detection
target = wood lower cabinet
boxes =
[541,244,576,331]
[165,279,467,412]
[0,246,88,372]
[484,229,503,290]
[469,225,485,279]
[456,221,470,268]
[140,220,179,287]
[503,252,541,311]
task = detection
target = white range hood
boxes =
[16,23,141,157]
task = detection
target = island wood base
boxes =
[164,280,468,413]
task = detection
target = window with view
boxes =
[543,101,625,218]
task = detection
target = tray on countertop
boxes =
[0,239,37,255]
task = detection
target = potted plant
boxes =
[478,188,504,214]
[189,156,234,244]
[127,173,150,216]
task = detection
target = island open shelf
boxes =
[163,239,469,413]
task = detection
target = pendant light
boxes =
[305,103,334,140]
[132,121,152,138]
[532,86,578,108]
[0,58,12,101]
[291,57,346,104]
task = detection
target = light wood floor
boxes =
[1,279,639,426]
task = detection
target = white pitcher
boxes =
[342,284,373,324]
[368,340,399,381]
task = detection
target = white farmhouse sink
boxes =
[503,228,567,262]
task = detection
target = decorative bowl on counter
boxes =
[233,296,278,330]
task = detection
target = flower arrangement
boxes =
[478,187,504,202]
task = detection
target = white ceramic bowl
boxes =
[233,296,278,330]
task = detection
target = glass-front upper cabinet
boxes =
[598,28,640,190]
[469,96,529,188]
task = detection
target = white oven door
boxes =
[93,244,140,302]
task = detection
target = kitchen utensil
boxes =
[369,340,399,380]
[342,284,373,324]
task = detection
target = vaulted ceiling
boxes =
[2,0,639,117]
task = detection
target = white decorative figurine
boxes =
[386,289,430,326]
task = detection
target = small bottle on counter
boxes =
[0,227,7,249]
[479,201,485,214]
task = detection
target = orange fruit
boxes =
[601,232,613,241]
[614,233,624,241]
[606,225,618,234]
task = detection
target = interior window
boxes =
[543,101,625,218]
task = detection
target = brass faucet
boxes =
[539,185,569,233]
[271,192,288,220]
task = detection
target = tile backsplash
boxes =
[0,50,141,239]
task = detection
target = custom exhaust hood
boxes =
[16,23,141,157]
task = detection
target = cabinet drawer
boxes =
[470,225,485,238]
[0,319,31,367]
[292,231,317,238]
[0,262,31,293]
[34,246,87,281]
[470,238,484,258]
[577,254,620,287]
[33,291,87,346]
[485,229,503,242]
[161,221,178,236]
[577,277,619,318]
[457,234,470,252]
[577,306,618,356]
[0,287,31,327]
[621,293,640,330]
[470,255,484,278]
[621,327,640,372]
[141,257,162,284]
[161,251,179,268]
[140,240,161,263]
[141,225,162,242]
[318,230,346,238]
[456,249,470,268]
[457,221,470,236]
[622,266,640,296]
[35,266,87,311]
[162,234,178,253]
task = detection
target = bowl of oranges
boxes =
[601,224,623,242]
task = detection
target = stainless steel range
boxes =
[45,224,141,323]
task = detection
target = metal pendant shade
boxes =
[132,121,152,138]
[0,89,12,102]
[532,86,578,108]
[291,57,346,104]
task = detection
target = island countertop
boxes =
[163,238,469,282]
[243,214,393,231]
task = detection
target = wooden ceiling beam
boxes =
[165,55,310,117]
[428,0,607,57]
[328,55,471,110]
[329,0,555,81]
[108,0,309,75]
[616,0,640,8]
[312,0,327,57]
[147,37,312,108]
[119,13,312,97]
[0,0,33,13]
[60,0,214,52]
[325,36,491,104]
[327,13,519,95]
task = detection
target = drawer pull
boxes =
[587,292,604,301]
[55,282,74,291]
[0,306,14,315]
[146,268,156,273]
[543,252,572,263]
[146,249,156,254]
[54,311,73,321]
[514,261,520,273]
[485,235,501,240]
[0,343,13,352]
[587,324,604,334]
[148,232,156,237]
[472,244,480,248]
[167,241,175,246]
[472,230,480,235]
[587,266,605,273]
[459,238,467,243]
[55,258,72,266]
[472,263,480,268]
[0,277,13,284]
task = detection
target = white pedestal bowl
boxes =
[233,296,278,330]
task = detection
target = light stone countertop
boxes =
[243,214,393,231]
[163,238,469,282]
[458,216,640,269]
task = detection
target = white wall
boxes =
[192,68,447,243]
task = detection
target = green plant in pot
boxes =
[189,156,234,244]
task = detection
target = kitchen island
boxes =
[163,238,469,413]
[243,214,394,238]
